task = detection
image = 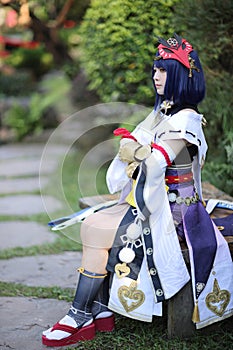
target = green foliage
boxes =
[0,71,35,96]
[203,131,233,195]
[32,0,91,24]
[62,60,80,80]
[202,71,233,159]
[172,0,233,74]
[5,95,48,140]
[172,0,233,194]
[203,161,233,196]
[4,74,70,140]
[4,45,54,78]
[78,0,179,105]
[4,103,33,140]
[172,0,233,148]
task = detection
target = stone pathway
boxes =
[0,297,71,350]
[0,140,83,350]
[0,221,56,249]
[0,102,143,350]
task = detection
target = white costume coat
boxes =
[106,109,233,328]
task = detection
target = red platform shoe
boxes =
[42,322,95,347]
[94,314,115,332]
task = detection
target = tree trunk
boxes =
[29,12,73,65]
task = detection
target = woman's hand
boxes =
[118,142,141,163]
[134,144,152,162]
[118,142,151,163]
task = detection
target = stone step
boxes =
[0,296,70,350]
[0,221,56,250]
[0,252,81,289]
[0,143,67,161]
[0,176,49,194]
[0,194,63,216]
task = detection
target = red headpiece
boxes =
[155,33,200,77]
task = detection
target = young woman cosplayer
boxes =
[42,34,233,347]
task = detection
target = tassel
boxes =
[192,301,200,323]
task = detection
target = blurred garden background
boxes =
[0,2,232,349]
[0,0,232,195]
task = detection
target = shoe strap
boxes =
[51,322,80,334]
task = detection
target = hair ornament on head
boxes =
[154,33,200,77]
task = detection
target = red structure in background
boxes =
[0,4,39,57]
[0,2,76,59]
[0,35,39,57]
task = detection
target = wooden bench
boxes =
[79,185,233,339]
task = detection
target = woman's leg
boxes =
[81,203,129,272]
[42,203,129,346]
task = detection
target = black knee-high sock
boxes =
[67,269,106,327]
[91,272,112,318]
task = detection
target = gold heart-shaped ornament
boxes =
[118,281,145,312]
[205,278,230,317]
[115,262,130,279]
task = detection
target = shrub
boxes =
[78,0,179,105]
[4,74,70,140]
[4,93,58,140]
[203,131,233,196]
[4,45,54,78]
[172,0,233,193]
[0,71,35,96]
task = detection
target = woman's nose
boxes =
[154,72,159,81]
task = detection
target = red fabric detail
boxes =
[158,38,193,69]
[165,173,193,184]
[113,128,137,141]
[151,143,172,166]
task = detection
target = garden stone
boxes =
[0,158,58,177]
[0,252,81,288]
[0,176,49,194]
[0,297,70,350]
[0,143,68,160]
[0,194,63,216]
[0,221,56,250]
[0,143,45,159]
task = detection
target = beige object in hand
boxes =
[118,142,141,163]
[134,144,151,162]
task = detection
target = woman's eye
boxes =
[153,67,166,73]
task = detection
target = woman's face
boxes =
[153,67,167,95]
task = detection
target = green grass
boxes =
[0,281,74,301]
[0,234,81,259]
[65,315,233,350]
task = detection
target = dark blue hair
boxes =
[153,50,206,110]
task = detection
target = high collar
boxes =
[160,101,199,116]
